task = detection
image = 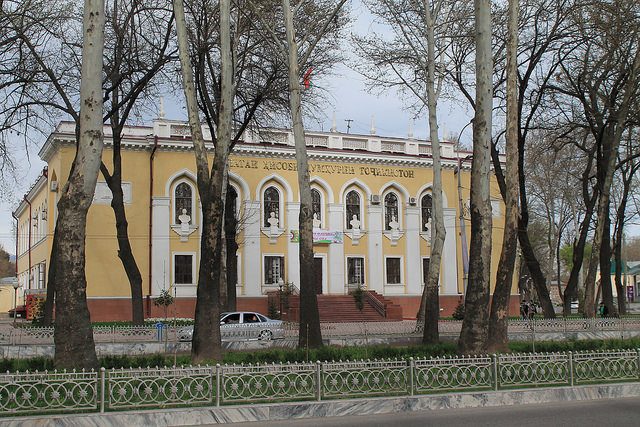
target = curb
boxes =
[2,382,639,426]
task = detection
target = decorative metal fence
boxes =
[3,318,640,345]
[1,349,639,417]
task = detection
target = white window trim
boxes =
[172,251,197,286]
[310,186,326,228]
[236,252,243,294]
[382,190,403,230]
[261,185,285,229]
[345,255,366,289]
[384,255,404,286]
[344,188,365,230]
[262,253,285,290]
[172,179,197,226]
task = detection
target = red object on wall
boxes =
[26,294,45,320]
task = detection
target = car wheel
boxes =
[258,330,273,341]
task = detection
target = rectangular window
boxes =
[264,256,285,284]
[386,257,401,284]
[38,263,46,288]
[175,254,193,284]
[347,257,365,285]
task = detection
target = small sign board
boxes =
[290,230,343,244]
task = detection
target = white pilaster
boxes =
[152,197,171,296]
[442,208,458,294]
[405,205,421,295]
[328,203,345,294]
[242,200,261,296]
[367,204,384,293]
[286,202,300,288]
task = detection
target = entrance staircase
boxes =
[271,291,403,323]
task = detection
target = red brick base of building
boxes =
[85,295,522,322]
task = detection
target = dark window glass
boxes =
[421,194,432,231]
[346,191,360,229]
[264,187,280,227]
[312,189,322,222]
[347,257,365,285]
[222,313,240,324]
[423,258,431,284]
[265,256,285,284]
[384,193,398,230]
[386,257,401,284]
[175,255,193,284]
[175,182,192,224]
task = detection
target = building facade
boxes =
[14,119,516,321]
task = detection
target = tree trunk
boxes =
[53,0,104,369]
[43,232,58,326]
[458,0,492,355]
[562,165,598,315]
[282,0,322,349]
[420,0,443,346]
[517,224,555,317]
[101,128,144,325]
[488,0,519,354]
[173,0,227,362]
[599,213,614,314]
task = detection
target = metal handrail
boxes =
[363,290,386,317]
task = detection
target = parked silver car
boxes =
[177,311,285,342]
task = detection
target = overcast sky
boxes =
[0,1,636,255]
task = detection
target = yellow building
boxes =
[14,119,515,321]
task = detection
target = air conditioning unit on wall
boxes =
[50,181,59,192]
[370,194,381,204]
[409,197,417,205]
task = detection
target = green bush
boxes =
[3,337,640,372]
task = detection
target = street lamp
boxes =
[12,280,20,327]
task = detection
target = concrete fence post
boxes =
[100,367,106,413]
[409,357,415,396]
[215,364,221,407]
[316,361,322,402]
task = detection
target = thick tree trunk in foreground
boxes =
[174,0,227,362]
[459,0,492,355]
[53,0,104,369]
[282,0,322,349]
[488,0,519,354]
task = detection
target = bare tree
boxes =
[612,130,640,314]
[553,0,640,317]
[53,0,105,368]
[0,0,175,326]
[249,0,347,349]
[458,0,493,354]
[353,0,452,344]
[488,0,518,353]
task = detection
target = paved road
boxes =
[228,397,640,427]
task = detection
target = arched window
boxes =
[345,190,361,229]
[175,182,193,224]
[421,194,432,230]
[384,192,398,230]
[311,189,322,222]
[264,186,280,227]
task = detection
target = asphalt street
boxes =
[227,397,640,427]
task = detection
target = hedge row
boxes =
[2,337,640,372]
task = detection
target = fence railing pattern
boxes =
[3,318,640,345]
[1,349,639,417]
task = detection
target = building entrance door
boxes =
[314,257,323,294]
